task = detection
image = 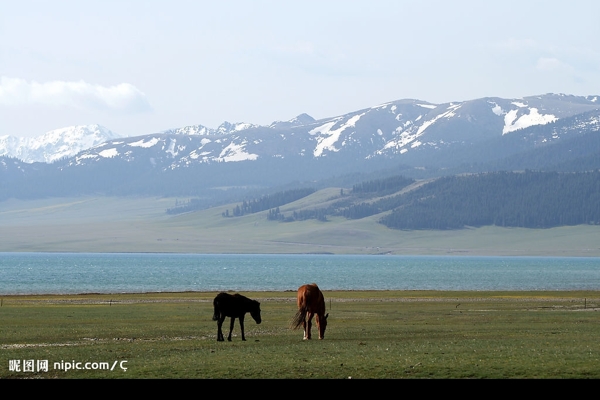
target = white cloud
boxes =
[0,77,151,113]
[275,41,316,56]
[497,38,537,51]
[535,57,573,72]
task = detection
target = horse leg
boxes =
[216,315,225,341]
[228,317,236,341]
[302,315,307,340]
[304,312,314,340]
[316,314,323,340]
[239,315,246,341]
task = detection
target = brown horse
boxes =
[290,283,328,340]
[212,292,261,341]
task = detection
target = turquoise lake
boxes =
[1,252,600,294]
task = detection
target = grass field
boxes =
[2,194,600,379]
[2,290,600,379]
[1,194,600,256]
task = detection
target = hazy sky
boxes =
[2,0,599,138]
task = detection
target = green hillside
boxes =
[1,188,599,256]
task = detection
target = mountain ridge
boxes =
[1,92,600,202]
[2,93,598,165]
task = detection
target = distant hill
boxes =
[216,171,600,230]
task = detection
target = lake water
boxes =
[1,252,600,295]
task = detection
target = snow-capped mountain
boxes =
[5,93,599,167]
[2,93,600,200]
[0,120,266,164]
[0,124,121,163]
[64,93,600,171]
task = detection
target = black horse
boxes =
[212,292,262,341]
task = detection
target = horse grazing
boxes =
[290,283,329,340]
[212,292,261,342]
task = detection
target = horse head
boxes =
[250,301,262,324]
[318,313,329,339]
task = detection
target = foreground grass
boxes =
[2,291,600,378]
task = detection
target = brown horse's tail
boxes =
[289,308,306,330]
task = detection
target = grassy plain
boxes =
[2,194,600,379]
[2,291,600,379]
[1,194,600,256]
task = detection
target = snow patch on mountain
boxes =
[378,103,462,154]
[217,141,258,162]
[416,104,462,136]
[129,137,160,148]
[165,139,179,157]
[503,108,557,134]
[162,125,212,136]
[99,148,119,158]
[162,122,259,136]
[310,113,364,157]
[489,101,504,116]
[269,113,316,129]
[217,122,259,135]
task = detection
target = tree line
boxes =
[223,188,316,217]
[379,170,600,229]
[259,170,600,230]
[351,175,415,195]
[267,207,328,222]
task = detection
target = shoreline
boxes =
[3,289,600,299]
[2,249,600,257]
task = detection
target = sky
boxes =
[1,0,599,138]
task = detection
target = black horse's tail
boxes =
[289,308,306,330]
